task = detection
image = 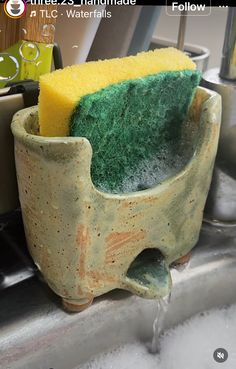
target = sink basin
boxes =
[1,223,236,369]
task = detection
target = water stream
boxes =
[79,304,236,369]
[150,293,171,354]
[78,254,236,368]
[150,257,190,354]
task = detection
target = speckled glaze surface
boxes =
[11,87,221,311]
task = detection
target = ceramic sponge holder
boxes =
[11,87,221,312]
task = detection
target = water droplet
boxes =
[21,28,27,35]
[0,53,19,81]
[42,24,55,38]
[72,45,79,49]
[36,61,42,67]
[35,262,42,271]
[45,44,53,49]
[19,41,40,62]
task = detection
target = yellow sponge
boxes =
[39,48,196,137]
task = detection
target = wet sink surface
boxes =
[0,223,236,369]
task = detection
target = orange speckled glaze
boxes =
[11,87,221,312]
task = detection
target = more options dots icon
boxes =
[4,0,27,19]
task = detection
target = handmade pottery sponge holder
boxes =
[11,87,221,312]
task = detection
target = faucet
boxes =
[202,8,236,224]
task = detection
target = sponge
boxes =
[39,48,197,137]
[38,48,201,192]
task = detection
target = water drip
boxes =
[150,293,171,354]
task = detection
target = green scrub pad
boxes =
[70,70,201,192]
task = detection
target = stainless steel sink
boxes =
[1,223,236,369]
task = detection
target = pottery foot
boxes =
[172,251,191,266]
[62,297,93,312]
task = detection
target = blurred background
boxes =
[155,7,228,68]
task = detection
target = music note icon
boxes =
[30,10,36,17]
